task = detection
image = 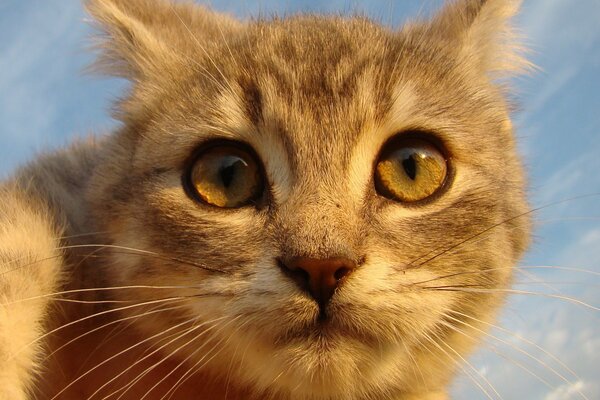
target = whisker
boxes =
[74,301,187,378]
[436,332,503,400]
[410,265,600,287]
[507,281,597,287]
[83,316,227,400]
[421,287,600,311]
[158,317,246,400]
[0,253,63,274]
[166,318,251,400]
[407,193,600,268]
[519,265,600,276]
[62,244,230,274]
[20,296,195,359]
[440,319,558,395]
[43,301,190,365]
[51,314,208,400]
[223,324,244,400]
[514,267,598,311]
[4,284,208,305]
[57,230,110,241]
[115,317,239,400]
[443,313,587,398]
[449,310,582,383]
[229,324,258,392]
[1,243,231,276]
[422,331,498,400]
[46,298,132,304]
[402,339,427,389]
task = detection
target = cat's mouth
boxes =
[272,309,381,348]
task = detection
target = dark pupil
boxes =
[219,157,245,188]
[402,154,417,180]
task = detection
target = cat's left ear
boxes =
[428,0,530,77]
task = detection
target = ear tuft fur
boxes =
[85,0,242,80]
[430,0,532,78]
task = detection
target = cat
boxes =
[0,0,539,398]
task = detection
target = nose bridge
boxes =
[276,182,363,261]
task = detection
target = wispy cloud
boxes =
[516,0,600,126]
[531,150,600,208]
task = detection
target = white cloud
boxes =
[545,380,598,400]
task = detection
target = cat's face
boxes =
[87,0,530,398]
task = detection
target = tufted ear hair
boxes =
[428,0,531,78]
[85,0,243,81]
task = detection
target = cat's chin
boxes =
[235,327,406,399]
[216,312,404,398]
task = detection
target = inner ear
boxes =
[86,0,244,80]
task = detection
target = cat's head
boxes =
[86,0,531,398]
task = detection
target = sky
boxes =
[0,1,599,399]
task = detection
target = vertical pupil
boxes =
[402,154,417,180]
[219,157,242,188]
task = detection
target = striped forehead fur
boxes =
[69,0,534,399]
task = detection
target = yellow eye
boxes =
[188,144,263,208]
[375,137,448,203]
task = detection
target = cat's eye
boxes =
[375,136,448,203]
[187,144,263,208]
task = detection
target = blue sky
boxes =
[0,1,598,399]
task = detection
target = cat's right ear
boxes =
[85,0,243,80]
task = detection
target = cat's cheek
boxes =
[337,264,455,335]
[102,222,154,284]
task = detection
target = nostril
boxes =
[292,266,310,289]
[277,258,311,290]
[296,267,310,282]
[334,266,351,281]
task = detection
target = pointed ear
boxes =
[85,0,243,80]
[429,0,530,77]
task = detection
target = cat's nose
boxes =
[279,257,357,308]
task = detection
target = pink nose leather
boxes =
[282,257,357,307]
